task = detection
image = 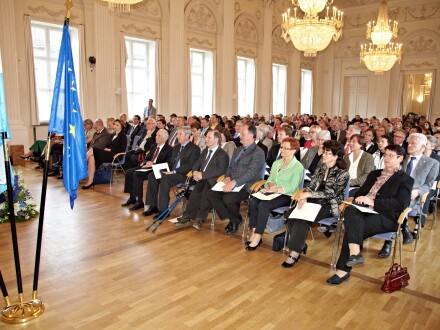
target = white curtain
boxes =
[212,49,217,115]
[119,32,128,115]
[78,24,88,117]
[187,45,192,115]
[24,15,39,125]
[155,38,161,114]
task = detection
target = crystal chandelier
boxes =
[101,0,143,13]
[360,0,402,74]
[281,0,344,57]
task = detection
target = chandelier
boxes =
[360,0,402,74]
[281,0,344,57]
[101,0,143,13]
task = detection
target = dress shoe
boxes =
[20,154,30,159]
[82,182,95,189]
[245,238,262,251]
[142,205,158,216]
[193,219,204,230]
[402,230,414,245]
[281,255,299,268]
[153,211,167,220]
[175,216,191,227]
[121,198,136,207]
[226,218,243,235]
[34,165,43,169]
[346,253,364,267]
[378,241,392,258]
[224,220,233,231]
[48,170,60,177]
[129,202,144,211]
[326,273,350,285]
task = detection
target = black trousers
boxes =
[145,172,186,211]
[336,205,397,272]
[287,203,332,253]
[206,189,249,224]
[249,194,292,234]
[124,167,150,201]
[182,180,213,220]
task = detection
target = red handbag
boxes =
[381,263,410,293]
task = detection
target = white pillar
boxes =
[259,3,273,117]
[168,1,186,115]
[287,49,301,115]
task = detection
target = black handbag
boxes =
[272,231,286,251]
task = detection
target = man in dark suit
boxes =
[233,119,243,147]
[331,121,346,143]
[121,129,172,210]
[379,133,439,256]
[206,124,266,234]
[120,113,131,134]
[167,116,185,147]
[174,130,230,230]
[256,128,268,159]
[126,118,159,168]
[200,117,211,136]
[127,115,143,149]
[143,126,200,217]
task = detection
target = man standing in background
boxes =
[143,99,156,119]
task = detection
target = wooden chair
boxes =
[372,207,412,262]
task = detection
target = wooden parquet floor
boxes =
[1,164,440,329]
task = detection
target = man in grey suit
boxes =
[89,118,111,150]
[379,133,439,257]
[206,124,266,234]
[174,130,230,230]
[331,121,346,143]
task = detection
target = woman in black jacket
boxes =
[326,145,414,285]
[82,119,127,189]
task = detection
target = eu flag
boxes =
[0,72,14,195]
[48,23,87,208]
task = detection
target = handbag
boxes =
[266,213,285,233]
[94,167,112,184]
[381,263,410,293]
[272,231,286,251]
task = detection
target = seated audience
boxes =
[218,127,236,159]
[190,121,206,152]
[344,134,375,196]
[82,119,127,189]
[378,133,439,257]
[174,130,230,229]
[364,128,378,154]
[282,141,349,268]
[206,124,266,235]
[121,129,172,210]
[267,125,293,169]
[143,126,200,218]
[246,138,304,250]
[372,135,392,170]
[327,145,413,285]
[301,130,331,176]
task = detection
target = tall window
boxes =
[31,21,79,122]
[237,56,255,117]
[125,37,156,118]
[272,64,287,115]
[300,69,313,114]
[190,48,214,116]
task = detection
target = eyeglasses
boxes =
[323,151,334,156]
[383,153,401,159]
[394,135,406,139]
[280,147,292,150]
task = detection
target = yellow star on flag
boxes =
[69,124,75,138]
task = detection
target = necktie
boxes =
[344,143,350,155]
[169,132,178,147]
[234,147,246,163]
[90,132,100,147]
[276,148,282,160]
[173,145,185,170]
[406,157,416,176]
[201,150,213,171]
[151,146,160,163]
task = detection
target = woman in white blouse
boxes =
[218,127,236,159]
[372,135,392,170]
[343,134,375,197]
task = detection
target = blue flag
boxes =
[48,23,87,208]
[0,73,14,195]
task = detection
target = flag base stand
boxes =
[1,293,45,324]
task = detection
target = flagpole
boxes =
[0,271,11,308]
[32,133,51,300]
